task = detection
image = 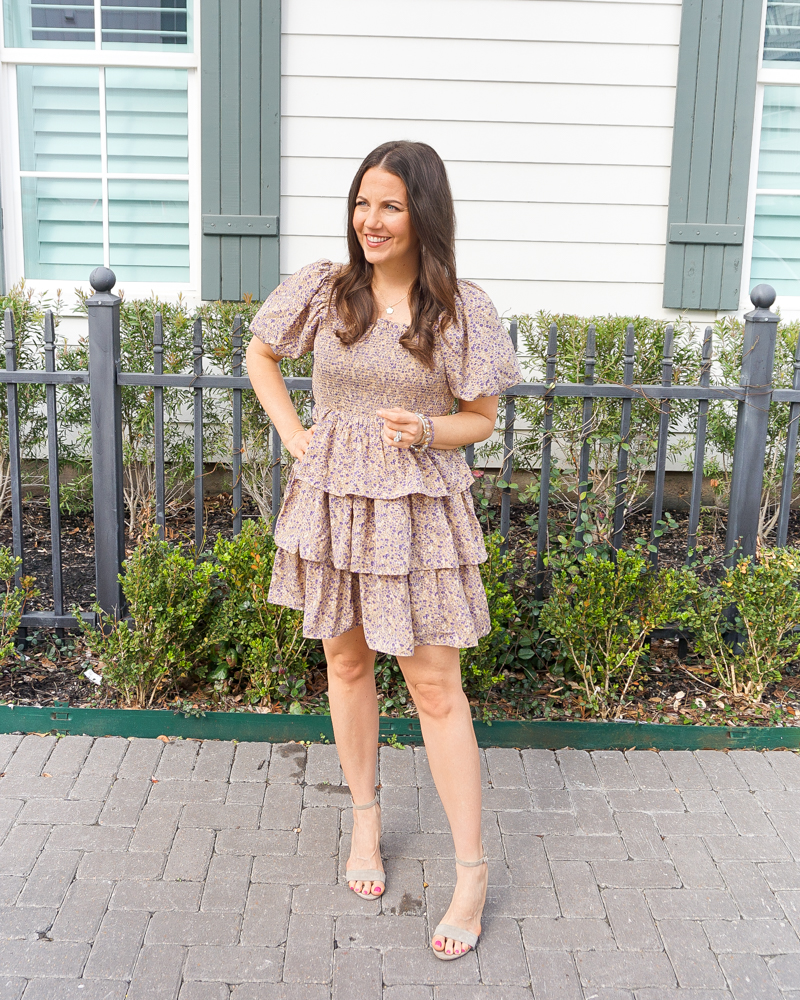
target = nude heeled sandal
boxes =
[431,850,488,960]
[343,794,385,898]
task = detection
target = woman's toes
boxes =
[432,936,444,952]
[371,882,384,895]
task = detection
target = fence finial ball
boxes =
[750,283,776,310]
[89,266,116,293]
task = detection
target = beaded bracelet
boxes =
[410,413,434,452]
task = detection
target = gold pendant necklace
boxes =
[375,287,411,315]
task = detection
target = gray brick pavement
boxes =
[0,736,799,997]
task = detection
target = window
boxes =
[764,0,800,66]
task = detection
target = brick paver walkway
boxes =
[1,735,800,999]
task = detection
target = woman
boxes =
[245,140,521,960]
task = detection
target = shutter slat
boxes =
[200,0,222,299]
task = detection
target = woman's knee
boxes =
[409,678,462,719]
[327,652,373,685]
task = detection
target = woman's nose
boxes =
[365,206,382,230]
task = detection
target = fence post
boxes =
[724,283,778,564]
[87,267,125,619]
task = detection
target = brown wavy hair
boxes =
[329,141,458,368]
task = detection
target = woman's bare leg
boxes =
[397,645,487,956]
[323,626,383,898]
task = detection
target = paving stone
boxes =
[21,982,128,1000]
[575,952,676,989]
[603,888,660,950]
[178,985,229,1000]
[423,856,510,889]
[777,890,800,934]
[2,735,56,776]
[304,743,342,785]
[383,947,480,985]
[503,834,553,887]
[498,809,576,836]
[592,860,681,889]
[332,947,381,998]
[83,737,129,774]
[521,749,564,789]
[0,905,58,938]
[155,741,200,781]
[381,833,455,860]
[729,751,785,790]
[766,809,800,860]
[284,912,333,983]
[18,799,101,826]
[645,889,739,920]
[718,791,775,837]
[436,989,533,1000]
[527,951,582,1000]
[634,992,731,1000]
[109,880,202,911]
[225,782,265,806]
[545,836,627,861]
[653,813,736,837]
[303,782,353,809]
[149,780,227,803]
[50,879,114,940]
[47,823,131,853]
[78,850,165,881]
[472,913,529,985]
[591,751,638,789]
[520,916,615,951]
[216,829,297,856]
[658,919,726,988]
[664,837,725,888]
[0,737,23,774]
[413,748,434,787]
[427,884,558,921]
[718,954,782,1000]
[571,791,617,835]
[606,790,684,813]
[379,747,416,787]
[0,876,22,905]
[661,752,711,790]
[0,825,50,876]
[764,751,800,790]
[626,751,674,790]
[44,736,93,776]
[582,991,634,1000]
[83,908,150,979]
[0,775,73,799]
[292,883,381,915]
[760,862,800,890]
[229,743,271,783]
[68,772,114,801]
[378,857,424,918]
[694,753,748,791]
[164,829,215,881]
[183,945,282,983]
[681,791,725,813]
[531,789,572,812]
[193,742,234,782]
[718,862,783,918]
[252,854,337,885]
[704,917,800,953]
[615,813,670,860]
[130,801,181,853]
[552,860,604,917]
[382,989,433,1000]
[484,748,525,787]
[232,988,330,1000]
[117,739,164,778]
[704,837,792,863]
[201,854,251,912]
[756,789,800,812]
[126,942,186,1000]
[556,750,600,790]
[99,778,151,826]
[335,913,426,950]
[261,784,302,830]
[146,910,239,945]
[19,849,80,906]
[240,883,291,947]
[768,953,800,990]
[268,744,307,784]
[0,939,89,978]
[298,807,340,858]
[180,803,259,830]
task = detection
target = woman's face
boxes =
[353,167,419,270]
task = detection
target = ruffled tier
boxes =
[268,549,490,657]
[294,408,475,499]
[274,478,487,575]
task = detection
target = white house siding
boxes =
[280,0,683,320]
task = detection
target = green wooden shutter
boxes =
[200,0,280,301]
[663,0,762,310]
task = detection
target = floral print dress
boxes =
[249,259,522,657]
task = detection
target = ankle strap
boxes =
[456,849,487,867]
[352,794,378,810]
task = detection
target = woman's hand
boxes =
[377,407,424,449]
[286,425,316,460]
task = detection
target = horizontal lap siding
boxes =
[280,0,682,316]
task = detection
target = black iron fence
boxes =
[2,268,799,631]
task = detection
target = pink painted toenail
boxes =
[434,940,442,948]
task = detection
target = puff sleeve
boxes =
[442,281,523,400]
[249,259,335,359]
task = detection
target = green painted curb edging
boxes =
[0,704,798,750]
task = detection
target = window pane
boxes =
[3,0,95,48]
[757,87,800,190]
[102,1,191,50]
[21,176,103,279]
[752,195,800,295]
[105,67,188,174]
[108,179,189,281]
[764,1,800,66]
[17,65,101,173]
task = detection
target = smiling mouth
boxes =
[365,234,390,246]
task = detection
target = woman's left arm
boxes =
[377,398,497,451]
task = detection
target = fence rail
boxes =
[2,269,800,631]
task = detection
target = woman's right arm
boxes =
[245,336,315,460]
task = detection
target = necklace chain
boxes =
[373,285,411,315]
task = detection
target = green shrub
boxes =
[540,545,692,718]
[0,546,39,661]
[211,520,312,709]
[78,532,219,707]
[682,548,800,701]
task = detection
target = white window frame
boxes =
[0,0,201,307]
[742,0,800,315]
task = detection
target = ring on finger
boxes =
[393,430,403,443]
